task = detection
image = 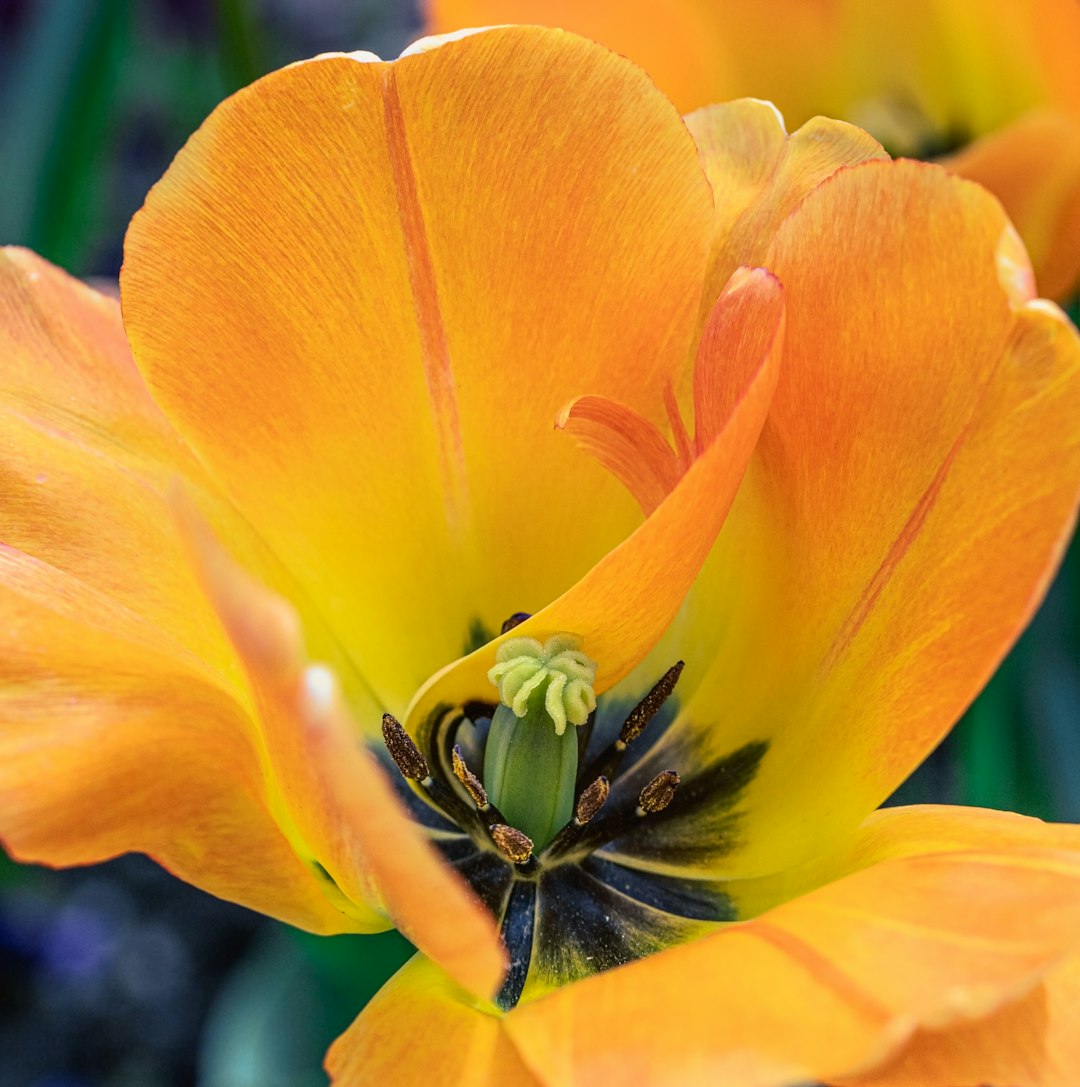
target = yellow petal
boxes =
[121,26,716,719]
[327,954,538,1087]
[734,803,1080,916]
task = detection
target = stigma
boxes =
[487,633,597,736]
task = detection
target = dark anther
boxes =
[620,661,684,745]
[501,612,532,634]
[637,770,681,815]
[579,661,684,787]
[575,776,609,825]
[452,744,489,810]
[381,712,431,783]
[491,823,534,865]
[382,712,479,829]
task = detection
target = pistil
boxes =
[482,634,598,849]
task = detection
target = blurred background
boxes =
[1,1,1078,1084]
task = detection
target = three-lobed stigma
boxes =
[487,633,597,736]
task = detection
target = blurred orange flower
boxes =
[429,0,1080,301]
[2,25,1080,1087]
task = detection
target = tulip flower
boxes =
[2,25,1080,1087]
[428,0,1080,302]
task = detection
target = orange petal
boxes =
[121,27,716,719]
[502,845,1080,1087]
[786,807,1080,1087]
[652,160,1080,879]
[327,954,539,1087]
[836,955,1080,1087]
[947,110,1080,301]
[0,545,351,933]
[0,247,236,674]
[0,249,467,946]
[179,504,506,998]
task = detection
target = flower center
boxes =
[379,614,769,1009]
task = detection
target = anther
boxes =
[452,744,489,810]
[501,612,531,634]
[490,823,534,865]
[619,661,684,747]
[637,770,680,816]
[574,776,610,825]
[381,713,431,785]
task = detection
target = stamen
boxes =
[452,744,489,810]
[381,712,431,784]
[579,661,683,786]
[620,662,684,746]
[501,611,531,634]
[448,739,517,840]
[381,712,481,830]
[490,823,534,865]
[637,770,680,816]
[575,776,610,824]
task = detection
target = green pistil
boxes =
[484,634,598,849]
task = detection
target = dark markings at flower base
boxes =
[380,676,769,1008]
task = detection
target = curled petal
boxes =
[404,277,780,732]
